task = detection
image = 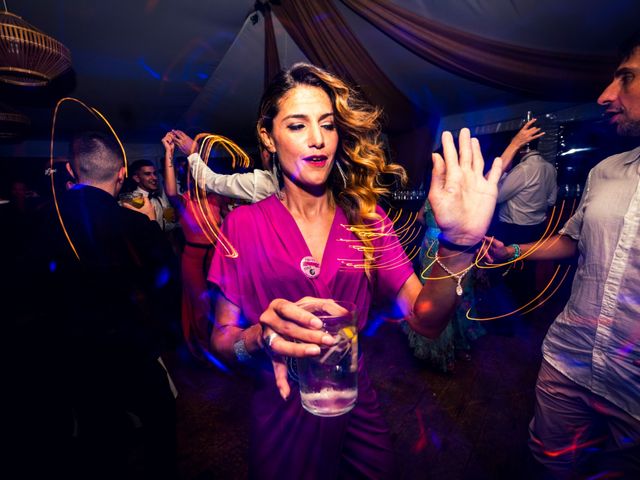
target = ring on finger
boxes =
[264,331,280,351]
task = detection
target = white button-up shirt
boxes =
[543,145,640,420]
[187,153,277,203]
[497,150,558,226]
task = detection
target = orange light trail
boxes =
[465,264,572,321]
[464,198,577,319]
[416,218,573,321]
[421,237,491,281]
[50,97,127,261]
[337,208,421,270]
[476,198,576,271]
[186,133,253,258]
[532,432,607,458]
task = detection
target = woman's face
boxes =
[261,85,339,193]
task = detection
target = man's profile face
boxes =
[133,166,158,192]
[598,47,640,136]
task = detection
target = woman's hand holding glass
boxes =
[259,297,338,401]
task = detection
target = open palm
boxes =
[428,128,502,246]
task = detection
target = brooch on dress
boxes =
[300,256,321,279]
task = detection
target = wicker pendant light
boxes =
[0,102,29,139]
[0,2,72,86]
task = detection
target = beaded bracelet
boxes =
[508,243,521,261]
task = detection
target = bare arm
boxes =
[172,129,277,202]
[161,132,179,198]
[210,294,264,362]
[486,234,578,263]
[396,248,476,338]
[499,119,545,172]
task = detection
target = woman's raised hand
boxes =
[171,130,197,156]
[161,132,175,156]
[512,118,545,150]
[428,128,503,246]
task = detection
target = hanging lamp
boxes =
[0,102,29,139]
[0,1,72,86]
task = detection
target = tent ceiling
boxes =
[2,0,639,149]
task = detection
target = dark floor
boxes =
[167,262,572,480]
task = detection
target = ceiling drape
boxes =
[270,0,436,188]
[340,0,617,100]
[263,6,281,89]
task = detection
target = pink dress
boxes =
[209,194,413,479]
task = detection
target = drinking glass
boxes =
[296,300,358,417]
[119,191,144,208]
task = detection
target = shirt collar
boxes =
[520,150,541,162]
[622,145,640,165]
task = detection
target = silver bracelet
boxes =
[434,255,474,296]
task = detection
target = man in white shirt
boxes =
[494,134,558,245]
[488,33,640,478]
[129,159,180,233]
[487,122,556,314]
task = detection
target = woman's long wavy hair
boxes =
[256,63,407,270]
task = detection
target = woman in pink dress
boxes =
[208,63,502,479]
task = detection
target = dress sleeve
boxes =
[372,205,414,300]
[187,153,277,202]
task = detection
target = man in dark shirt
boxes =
[14,132,180,479]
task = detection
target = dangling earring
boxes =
[271,151,284,200]
[336,158,348,189]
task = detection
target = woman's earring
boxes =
[336,159,348,189]
[271,152,284,200]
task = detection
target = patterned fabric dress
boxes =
[402,200,486,372]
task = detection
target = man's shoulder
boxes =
[593,145,640,173]
[521,150,550,166]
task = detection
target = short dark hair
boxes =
[69,132,123,183]
[129,159,155,177]
[619,31,640,62]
